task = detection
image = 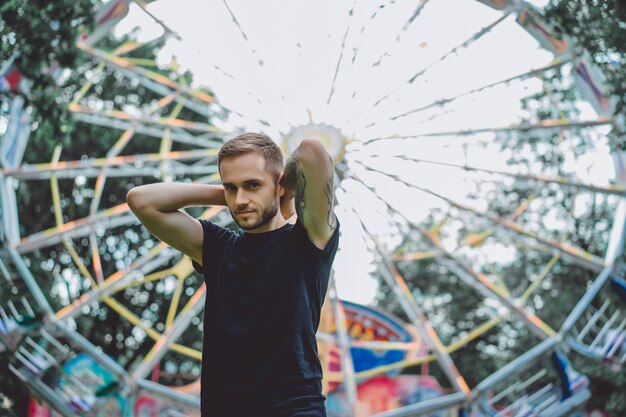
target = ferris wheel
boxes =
[0,0,625,416]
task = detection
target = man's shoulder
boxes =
[291,216,340,255]
[192,220,239,275]
[197,218,240,243]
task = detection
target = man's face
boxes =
[220,152,283,232]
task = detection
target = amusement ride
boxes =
[0,0,624,416]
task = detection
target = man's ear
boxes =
[277,172,286,197]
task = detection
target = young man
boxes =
[126,132,340,416]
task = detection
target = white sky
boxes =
[117,0,615,305]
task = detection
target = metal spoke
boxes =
[326,1,357,106]
[346,12,511,125]
[362,116,615,145]
[353,153,626,197]
[352,160,606,272]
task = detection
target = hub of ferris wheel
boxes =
[281,121,350,165]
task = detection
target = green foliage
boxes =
[487,15,626,409]
[545,0,626,150]
[373,2,626,414]
[1,1,219,413]
[1,2,97,414]
[1,0,99,142]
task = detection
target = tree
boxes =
[545,0,626,151]
[373,1,626,414]
[1,0,99,142]
[1,1,218,414]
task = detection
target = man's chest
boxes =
[219,238,304,291]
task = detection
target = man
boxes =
[126,132,340,416]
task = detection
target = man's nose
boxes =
[235,189,249,206]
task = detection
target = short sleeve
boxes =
[192,219,237,278]
[292,216,340,258]
[291,217,340,308]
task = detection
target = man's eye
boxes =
[225,186,236,192]
[247,183,260,189]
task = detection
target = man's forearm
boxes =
[126,182,226,212]
[283,139,337,245]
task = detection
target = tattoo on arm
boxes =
[284,154,307,219]
[285,152,337,232]
[325,155,337,231]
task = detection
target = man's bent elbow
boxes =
[298,139,332,165]
[126,187,147,211]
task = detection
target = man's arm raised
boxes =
[284,139,337,249]
[126,183,226,266]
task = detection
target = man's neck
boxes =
[245,215,288,234]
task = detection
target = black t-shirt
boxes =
[192,217,340,417]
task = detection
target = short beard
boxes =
[233,199,279,231]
